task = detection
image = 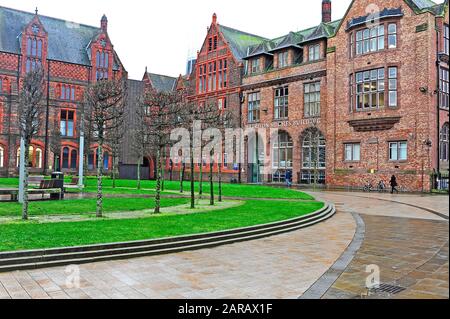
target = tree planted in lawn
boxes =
[131,96,149,190]
[18,67,46,220]
[144,89,184,214]
[84,79,125,218]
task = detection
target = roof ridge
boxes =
[147,72,177,80]
[0,5,101,31]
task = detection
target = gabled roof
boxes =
[218,25,268,61]
[0,6,120,67]
[146,72,177,92]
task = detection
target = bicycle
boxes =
[377,180,387,193]
[363,181,374,192]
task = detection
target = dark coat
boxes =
[390,176,398,187]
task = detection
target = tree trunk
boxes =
[137,160,141,190]
[180,163,185,193]
[22,146,30,220]
[96,144,103,218]
[154,147,162,214]
[161,149,165,192]
[199,161,203,198]
[112,153,117,189]
[190,143,195,209]
[218,162,223,202]
[209,155,214,206]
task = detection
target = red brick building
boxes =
[239,0,449,191]
[0,6,126,177]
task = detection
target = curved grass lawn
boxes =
[0,200,324,252]
[0,197,189,217]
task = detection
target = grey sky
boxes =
[1,0,354,79]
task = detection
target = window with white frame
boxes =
[308,44,320,61]
[248,92,260,123]
[355,25,385,55]
[274,87,288,119]
[388,23,397,49]
[304,82,321,117]
[440,123,449,161]
[389,141,407,161]
[388,67,398,107]
[344,143,361,161]
[251,58,261,74]
[60,110,75,137]
[440,68,449,109]
[354,68,385,110]
[278,51,289,68]
[444,24,449,55]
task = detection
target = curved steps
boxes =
[0,203,336,272]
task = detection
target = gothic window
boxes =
[26,37,43,72]
[96,51,109,80]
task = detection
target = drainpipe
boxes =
[435,22,441,181]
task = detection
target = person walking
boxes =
[285,170,293,188]
[390,175,399,194]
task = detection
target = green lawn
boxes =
[0,200,324,252]
[0,197,189,217]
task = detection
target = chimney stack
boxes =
[322,0,332,23]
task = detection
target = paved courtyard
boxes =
[0,191,448,299]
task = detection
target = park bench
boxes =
[28,175,45,187]
[64,177,82,191]
[0,188,19,201]
[28,179,63,200]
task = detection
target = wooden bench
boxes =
[0,188,19,201]
[28,175,45,187]
[64,177,83,191]
[28,180,63,200]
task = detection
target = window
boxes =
[251,58,261,74]
[60,110,75,137]
[274,87,288,119]
[208,37,213,51]
[0,78,3,93]
[218,59,227,89]
[26,37,43,72]
[389,141,407,161]
[60,85,76,101]
[355,25,385,55]
[223,152,228,168]
[388,67,398,107]
[248,92,260,123]
[440,68,449,109]
[96,51,109,80]
[301,129,326,184]
[198,64,207,93]
[213,36,218,51]
[308,44,320,61]
[354,68,385,110]
[278,51,289,68]
[304,82,321,117]
[62,147,70,169]
[272,131,293,182]
[17,146,43,168]
[444,24,449,55]
[218,97,227,110]
[440,123,449,161]
[388,23,397,49]
[344,143,361,161]
[0,146,4,168]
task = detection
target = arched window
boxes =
[16,148,20,167]
[272,131,293,183]
[71,149,77,169]
[35,148,42,169]
[62,147,70,169]
[16,145,43,168]
[103,152,109,170]
[28,146,34,167]
[301,128,326,184]
[0,146,4,168]
[88,152,95,170]
[26,37,43,72]
[96,51,109,80]
[441,123,449,162]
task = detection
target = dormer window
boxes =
[277,51,289,68]
[96,51,109,80]
[308,44,320,61]
[251,58,261,74]
[26,37,43,72]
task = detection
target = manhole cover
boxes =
[371,283,406,295]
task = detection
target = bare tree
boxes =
[131,97,148,190]
[144,89,184,214]
[18,68,45,220]
[84,79,125,218]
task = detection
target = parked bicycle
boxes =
[363,180,388,193]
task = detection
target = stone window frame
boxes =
[247,91,261,123]
[16,145,43,169]
[60,109,76,137]
[304,81,321,118]
[96,50,109,81]
[444,24,449,55]
[440,67,449,110]
[344,142,361,162]
[198,64,207,94]
[388,140,408,162]
[274,86,289,120]
[61,145,78,170]
[60,84,76,101]
[26,37,43,73]
[440,122,449,162]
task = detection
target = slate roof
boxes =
[346,8,404,30]
[0,6,121,68]
[218,25,268,61]
[146,72,177,92]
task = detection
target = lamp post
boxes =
[78,112,85,189]
[18,137,25,203]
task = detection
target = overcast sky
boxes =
[1,0,355,79]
